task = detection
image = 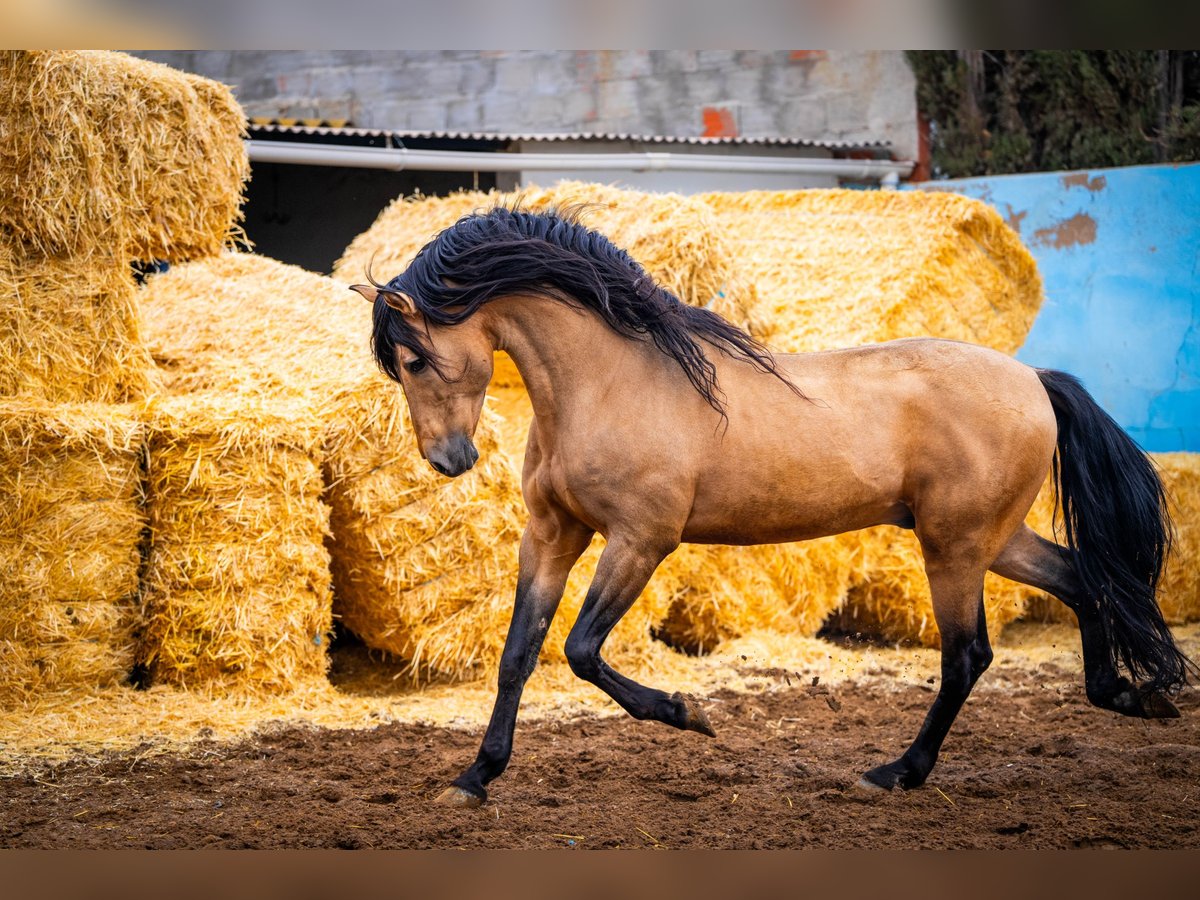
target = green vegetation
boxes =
[908,51,1200,178]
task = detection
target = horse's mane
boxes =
[370,204,800,415]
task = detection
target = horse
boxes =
[349,205,1193,809]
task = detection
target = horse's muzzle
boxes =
[427,433,479,478]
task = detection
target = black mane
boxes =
[370,205,799,415]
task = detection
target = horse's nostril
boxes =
[430,459,450,476]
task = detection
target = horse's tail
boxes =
[1037,368,1193,694]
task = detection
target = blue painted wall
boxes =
[907,162,1200,452]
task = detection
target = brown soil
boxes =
[3,668,1198,849]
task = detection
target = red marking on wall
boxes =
[1032,213,1097,249]
[789,50,826,62]
[1061,172,1108,192]
[701,106,739,138]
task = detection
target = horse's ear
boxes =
[349,284,417,315]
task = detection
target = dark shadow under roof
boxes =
[248,122,893,155]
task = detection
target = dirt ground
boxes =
[4,657,1199,849]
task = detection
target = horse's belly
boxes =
[680,491,912,545]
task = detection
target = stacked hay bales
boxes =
[139,396,332,690]
[1154,454,1200,624]
[0,51,249,699]
[0,403,144,702]
[140,253,529,684]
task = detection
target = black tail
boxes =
[1038,369,1194,693]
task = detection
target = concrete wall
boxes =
[912,163,1200,452]
[133,51,919,159]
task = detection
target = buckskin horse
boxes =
[349,206,1192,808]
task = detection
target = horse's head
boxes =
[351,283,493,477]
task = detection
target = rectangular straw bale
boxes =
[0,51,248,263]
[1,242,149,403]
[139,252,546,683]
[139,395,332,692]
[698,189,1044,355]
[1023,452,1200,627]
[0,401,144,703]
[333,181,752,388]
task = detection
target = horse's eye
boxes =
[405,358,427,375]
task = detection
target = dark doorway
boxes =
[242,162,498,275]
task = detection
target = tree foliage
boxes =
[908,51,1200,178]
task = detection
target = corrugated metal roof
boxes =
[247,122,891,152]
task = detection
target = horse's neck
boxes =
[482,295,654,437]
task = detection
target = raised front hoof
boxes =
[434,785,486,809]
[672,691,717,737]
[860,761,925,792]
[1113,685,1181,719]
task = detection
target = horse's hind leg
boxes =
[990,526,1179,718]
[563,535,717,737]
[861,557,993,791]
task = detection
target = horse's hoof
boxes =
[858,766,899,792]
[1138,686,1181,719]
[434,785,485,809]
[1110,685,1182,719]
[673,691,717,737]
[853,775,890,793]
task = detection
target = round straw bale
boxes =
[0,50,248,263]
[138,394,332,692]
[1,242,149,403]
[697,188,1044,355]
[0,401,144,703]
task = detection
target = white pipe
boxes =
[247,140,914,182]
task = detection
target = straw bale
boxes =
[334,181,752,388]
[0,401,144,702]
[698,189,1043,355]
[140,253,549,682]
[138,394,332,691]
[652,537,860,655]
[0,50,248,263]
[828,528,1044,648]
[1023,452,1200,627]
[0,242,149,403]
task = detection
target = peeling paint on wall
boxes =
[1061,172,1108,192]
[1031,212,1097,249]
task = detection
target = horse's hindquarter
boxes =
[682,339,1058,546]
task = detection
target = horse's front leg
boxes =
[435,513,592,808]
[564,534,716,736]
